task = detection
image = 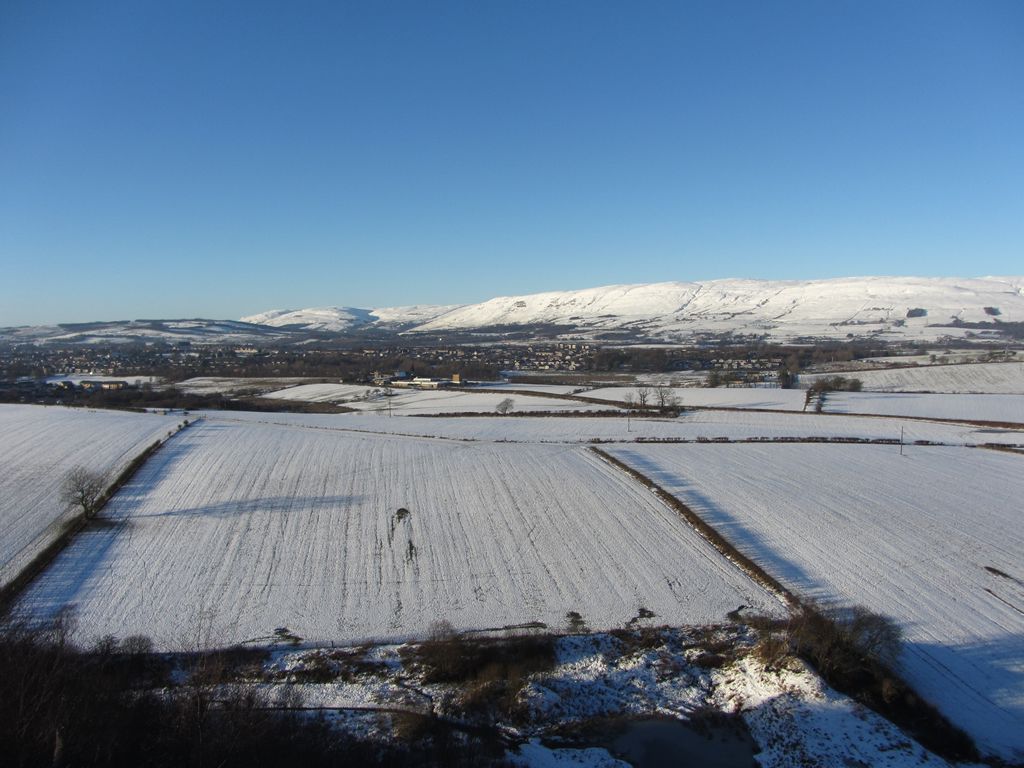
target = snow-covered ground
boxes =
[586,386,808,411]
[470,382,593,395]
[262,382,376,403]
[0,405,181,586]
[516,632,962,768]
[341,389,613,415]
[604,443,1024,760]
[260,383,612,413]
[19,418,779,649]
[824,391,1024,424]
[200,409,1024,448]
[861,350,1021,367]
[45,374,161,386]
[802,361,1024,393]
[175,376,319,396]
[409,276,1024,344]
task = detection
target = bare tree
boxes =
[655,386,679,414]
[622,392,635,410]
[59,466,106,519]
[495,397,515,415]
[635,385,651,409]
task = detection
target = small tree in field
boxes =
[495,398,515,415]
[60,467,106,519]
[655,386,679,414]
[635,386,651,409]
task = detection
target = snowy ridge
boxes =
[241,307,374,332]
[7,276,1024,344]
[409,276,1024,341]
[241,304,460,332]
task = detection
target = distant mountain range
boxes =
[4,276,1023,345]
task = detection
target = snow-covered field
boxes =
[46,374,161,386]
[824,391,1024,424]
[262,382,375,403]
[260,383,612,413]
[269,628,963,768]
[470,382,593,395]
[802,361,1024,394]
[604,443,1024,760]
[586,386,808,411]
[10,400,1022,759]
[19,418,778,649]
[342,389,612,415]
[584,382,1024,424]
[201,409,1024,448]
[0,405,180,586]
[175,376,319,396]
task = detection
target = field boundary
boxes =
[0,419,195,616]
[461,386,1024,428]
[592,445,992,763]
[589,446,797,607]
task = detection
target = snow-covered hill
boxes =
[240,304,460,332]
[241,307,375,333]
[409,276,1024,342]
[0,319,295,345]
[6,276,1023,344]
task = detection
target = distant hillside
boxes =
[408,276,1024,343]
[4,277,1022,345]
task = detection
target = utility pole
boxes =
[899,425,904,456]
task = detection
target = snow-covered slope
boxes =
[241,307,374,332]
[368,304,464,327]
[0,405,181,586]
[410,276,1024,341]
[606,443,1024,759]
[7,276,1023,344]
[240,304,460,332]
[0,319,294,345]
[19,418,778,647]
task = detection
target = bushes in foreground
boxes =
[0,619,496,768]
[749,604,978,762]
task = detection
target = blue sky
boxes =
[1,0,1022,325]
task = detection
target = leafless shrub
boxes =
[564,611,589,634]
[635,385,652,409]
[59,466,106,519]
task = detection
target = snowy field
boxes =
[175,376,319,395]
[261,383,613,414]
[19,418,778,649]
[824,391,1024,424]
[802,361,1024,394]
[201,409,1024,448]
[263,382,375,403]
[469,382,593,395]
[46,374,161,386]
[586,386,808,411]
[605,443,1024,760]
[342,388,612,415]
[0,405,180,586]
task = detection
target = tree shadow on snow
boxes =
[141,494,364,520]
[612,449,825,602]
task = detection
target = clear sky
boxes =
[1,0,1022,325]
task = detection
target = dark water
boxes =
[569,715,758,768]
